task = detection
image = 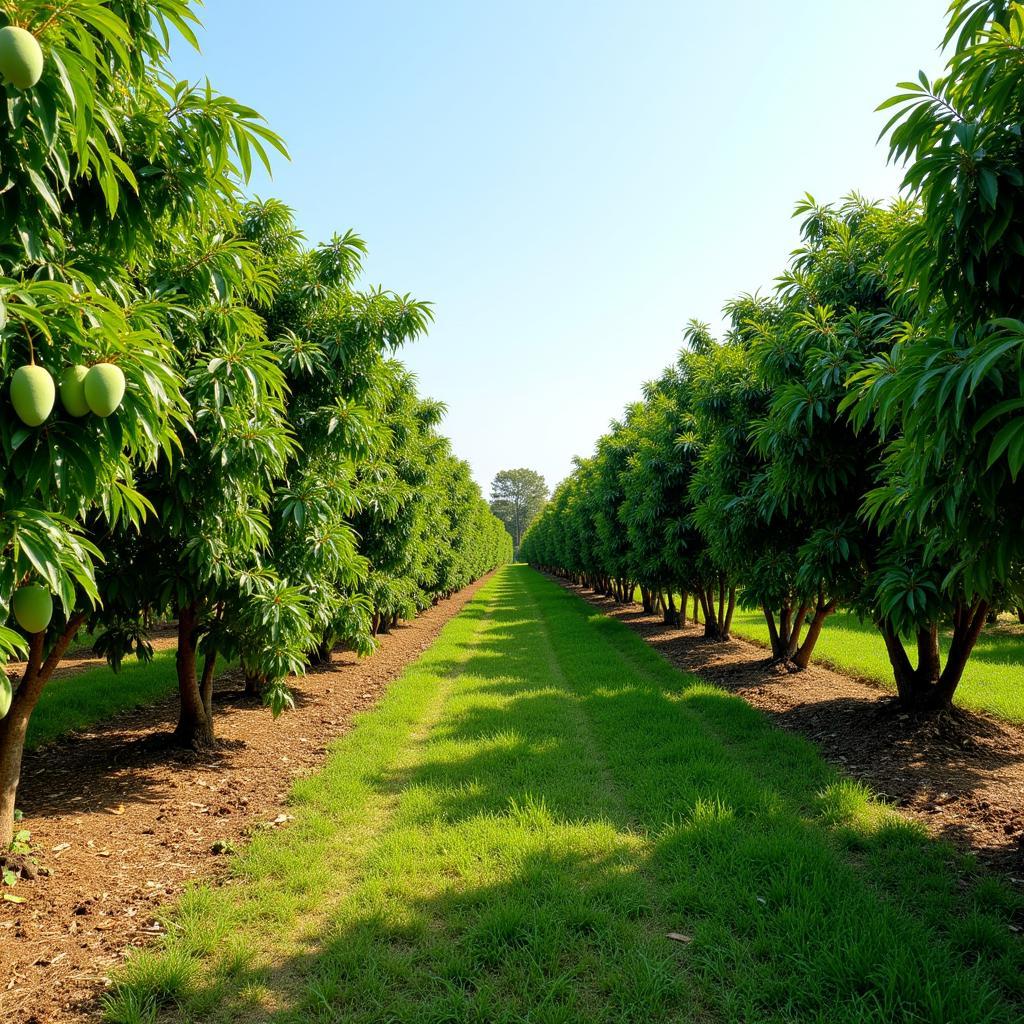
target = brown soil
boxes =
[2,579,491,1024]
[563,582,1024,877]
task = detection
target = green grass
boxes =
[637,589,1024,723]
[726,607,1024,724]
[26,646,184,749]
[103,566,1023,1024]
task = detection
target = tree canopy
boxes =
[489,468,549,553]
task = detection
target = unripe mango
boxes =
[12,585,52,634]
[59,365,91,417]
[84,363,126,417]
[0,26,43,90]
[10,364,55,426]
[0,677,10,720]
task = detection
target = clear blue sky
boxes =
[171,0,948,496]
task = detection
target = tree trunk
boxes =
[703,581,733,641]
[309,636,333,666]
[880,621,926,706]
[879,600,988,710]
[174,603,215,749]
[917,624,941,685]
[244,672,264,699]
[200,649,217,722]
[763,604,784,659]
[791,600,836,669]
[935,600,989,706]
[722,586,736,638]
[0,614,86,847]
[641,587,653,614]
[664,590,679,627]
[699,588,718,638]
[784,603,810,659]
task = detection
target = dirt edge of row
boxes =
[5,573,495,1024]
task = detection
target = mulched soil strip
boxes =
[2,576,492,1024]
[560,580,1024,876]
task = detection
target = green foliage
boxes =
[488,467,548,551]
[855,0,1024,606]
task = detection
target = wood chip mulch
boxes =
[564,581,1024,878]
[2,575,492,1024]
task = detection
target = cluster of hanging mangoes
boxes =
[10,362,126,426]
[1,27,128,647]
[0,24,49,670]
[5,361,126,638]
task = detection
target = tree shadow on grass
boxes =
[141,723,1024,1024]
[116,576,1024,1024]
[562,583,1024,867]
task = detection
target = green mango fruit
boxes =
[0,677,10,720]
[10,364,55,427]
[12,585,53,634]
[84,363,126,417]
[59,365,91,417]
[0,26,43,90]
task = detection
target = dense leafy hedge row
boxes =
[523,1,1024,717]
[0,0,510,842]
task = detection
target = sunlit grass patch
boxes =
[105,567,1024,1024]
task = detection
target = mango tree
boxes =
[843,1,1024,707]
[687,306,820,658]
[619,360,707,627]
[735,198,916,670]
[0,1,284,839]
[117,220,307,747]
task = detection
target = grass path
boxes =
[106,567,1024,1024]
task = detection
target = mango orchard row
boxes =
[0,2,510,845]
[522,1,1024,720]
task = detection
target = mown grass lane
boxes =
[106,565,1024,1024]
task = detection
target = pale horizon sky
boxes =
[171,1,949,497]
